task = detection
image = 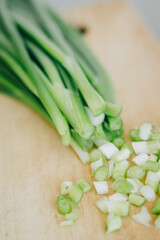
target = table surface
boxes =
[1,0,160,239]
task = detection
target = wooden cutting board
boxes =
[1,0,160,239]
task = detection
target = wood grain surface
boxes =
[1,0,160,239]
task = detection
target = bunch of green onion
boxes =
[0,0,123,161]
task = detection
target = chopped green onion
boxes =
[154,215,160,229]
[93,181,109,194]
[70,138,90,164]
[132,153,149,166]
[129,128,141,141]
[108,160,114,179]
[112,160,129,180]
[113,179,133,194]
[94,166,109,181]
[158,184,160,196]
[132,206,151,226]
[126,166,145,180]
[152,198,160,214]
[145,171,159,192]
[64,203,80,222]
[112,136,125,148]
[129,194,146,207]
[143,160,159,172]
[150,133,160,141]
[139,123,152,140]
[132,141,160,154]
[99,142,119,159]
[69,184,83,204]
[108,200,130,217]
[147,140,160,154]
[56,196,72,215]
[93,138,108,147]
[89,149,103,162]
[96,197,109,213]
[140,185,156,202]
[90,158,103,172]
[149,153,157,162]
[112,148,130,163]
[105,214,122,234]
[60,220,74,226]
[108,193,128,201]
[121,142,133,156]
[85,107,104,126]
[157,170,160,181]
[61,181,73,195]
[127,178,143,194]
[108,117,123,131]
[76,179,92,193]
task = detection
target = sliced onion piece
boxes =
[132,153,149,166]
[132,206,151,226]
[96,197,109,213]
[108,193,128,202]
[61,181,73,195]
[140,185,156,201]
[90,158,103,172]
[139,123,152,141]
[93,181,109,194]
[99,142,119,159]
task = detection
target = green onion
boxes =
[99,142,119,159]
[104,102,122,117]
[132,141,160,154]
[145,171,159,192]
[129,128,141,141]
[152,198,160,214]
[61,181,73,195]
[149,153,157,162]
[96,197,109,213]
[151,133,160,141]
[140,185,156,202]
[113,179,133,194]
[132,153,149,166]
[112,136,125,148]
[126,166,145,180]
[108,193,128,201]
[154,215,160,229]
[94,166,109,181]
[93,181,109,194]
[129,194,146,207]
[112,148,130,163]
[60,220,74,226]
[132,206,151,226]
[143,160,159,172]
[127,178,143,194]
[90,158,103,172]
[107,200,130,217]
[112,160,129,180]
[76,179,92,193]
[105,214,122,233]
[139,123,152,140]
[56,196,72,215]
[108,117,123,131]
[121,142,133,156]
[158,184,160,196]
[69,184,83,204]
[89,149,103,162]
[70,138,90,164]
